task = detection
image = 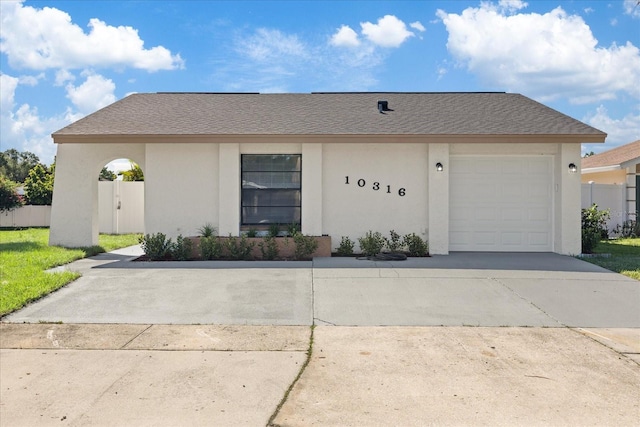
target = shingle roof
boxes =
[582,140,640,169]
[52,92,606,142]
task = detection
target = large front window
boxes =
[241,154,301,225]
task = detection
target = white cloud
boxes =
[623,0,640,18]
[55,69,75,86]
[437,2,640,104]
[0,74,19,112]
[361,15,414,48]
[0,101,71,164]
[238,28,308,61]
[66,72,116,114]
[498,0,528,12]
[410,21,426,32]
[330,25,360,47]
[583,105,640,153]
[0,0,184,72]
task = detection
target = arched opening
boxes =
[98,158,145,235]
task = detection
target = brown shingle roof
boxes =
[52,92,606,142]
[582,140,640,169]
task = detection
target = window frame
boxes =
[240,154,302,227]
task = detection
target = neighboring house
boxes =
[581,140,640,229]
[49,92,605,255]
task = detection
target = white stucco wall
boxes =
[50,139,583,255]
[322,143,429,252]
[49,143,145,247]
[145,143,219,239]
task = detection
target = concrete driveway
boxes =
[5,249,639,328]
[2,248,639,426]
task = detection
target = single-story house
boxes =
[49,92,606,255]
[581,140,640,225]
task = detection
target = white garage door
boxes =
[450,156,553,252]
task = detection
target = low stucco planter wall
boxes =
[187,235,332,260]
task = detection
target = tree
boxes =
[0,149,40,183]
[583,151,596,158]
[119,162,144,181]
[0,176,24,213]
[24,164,54,205]
[99,167,117,181]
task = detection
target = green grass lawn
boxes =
[0,228,140,317]
[582,238,640,280]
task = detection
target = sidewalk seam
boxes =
[492,277,565,327]
[267,325,314,427]
[120,324,153,349]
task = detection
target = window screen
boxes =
[241,154,301,225]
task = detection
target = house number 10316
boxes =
[345,176,406,196]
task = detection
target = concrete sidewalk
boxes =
[1,248,639,426]
[1,324,638,426]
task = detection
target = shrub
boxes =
[198,223,217,238]
[246,228,258,238]
[403,233,429,257]
[582,204,610,239]
[268,223,281,238]
[384,230,404,252]
[581,204,610,253]
[171,234,192,261]
[0,176,24,213]
[293,233,318,260]
[200,236,222,260]
[225,234,255,260]
[286,222,300,236]
[139,232,172,261]
[358,231,385,257]
[614,219,640,238]
[259,235,279,260]
[336,236,355,256]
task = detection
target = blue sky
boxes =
[1,0,639,170]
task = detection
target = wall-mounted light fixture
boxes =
[568,163,577,173]
[436,162,444,172]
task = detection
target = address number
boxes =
[345,176,406,197]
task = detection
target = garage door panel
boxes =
[450,156,552,252]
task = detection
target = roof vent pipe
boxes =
[378,100,388,113]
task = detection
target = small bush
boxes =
[358,231,385,257]
[198,223,217,238]
[581,229,600,254]
[336,236,355,256]
[259,235,279,260]
[614,219,640,238]
[171,234,192,261]
[582,204,610,239]
[246,228,258,238]
[384,230,404,252]
[200,236,222,260]
[268,223,281,238]
[225,234,255,260]
[581,204,610,253]
[293,233,318,260]
[403,233,428,257]
[286,222,300,236]
[139,232,172,261]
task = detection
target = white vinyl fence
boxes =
[581,183,627,234]
[1,181,144,234]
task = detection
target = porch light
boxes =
[436,162,444,172]
[568,163,577,173]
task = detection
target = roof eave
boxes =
[51,133,608,145]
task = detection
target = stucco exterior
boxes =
[48,92,606,255]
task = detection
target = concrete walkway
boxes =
[1,248,639,426]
